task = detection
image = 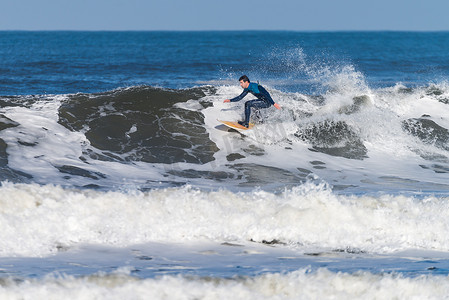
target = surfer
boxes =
[223,75,281,128]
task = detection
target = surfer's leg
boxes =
[243,100,257,125]
[244,99,270,124]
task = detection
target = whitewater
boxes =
[1,82,449,298]
[1,31,449,299]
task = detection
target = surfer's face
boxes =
[239,80,249,89]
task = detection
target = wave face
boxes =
[59,86,218,165]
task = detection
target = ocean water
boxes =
[1,31,449,299]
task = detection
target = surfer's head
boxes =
[239,75,250,89]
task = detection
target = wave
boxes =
[2,267,449,299]
[59,86,218,165]
[1,182,449,257]
[0,76,449,191]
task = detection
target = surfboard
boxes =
[218,120,255,131]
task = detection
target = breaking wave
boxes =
[1,182,449,257]
[2,267,449,299]
[0,75,449,192]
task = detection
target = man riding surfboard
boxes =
[223,75,281,128]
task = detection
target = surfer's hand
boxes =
[223,99,231,103]
[274,103,281,109]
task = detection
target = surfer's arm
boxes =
[228,90,248,102]
[260,94,280,109]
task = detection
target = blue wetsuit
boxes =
[229,82,275,125]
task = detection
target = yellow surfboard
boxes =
[218,120,255,131]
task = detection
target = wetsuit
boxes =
[229,82,275,125]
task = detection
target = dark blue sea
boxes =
[1,31,449,299]
[3,31,449,96]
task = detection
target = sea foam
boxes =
[1,182,449,257]
[1,268,449,300]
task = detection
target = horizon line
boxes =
[1,29,449,33]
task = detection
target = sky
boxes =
[1,0,449,31]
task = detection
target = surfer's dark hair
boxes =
[239,75,250,82]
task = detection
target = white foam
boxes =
[203,76,449,191]
[0,96,169,187]
[1,182,449,257]
[2,268,449,299]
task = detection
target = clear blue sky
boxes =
[2,0,449,31]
